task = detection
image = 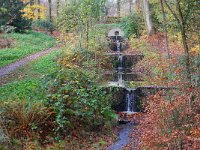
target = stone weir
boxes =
[103,71,142,82]
[105,28,170,113]
[105,86,171,112]
[106,53,144,68]
[105,28,143,113]
[104,53,144,82]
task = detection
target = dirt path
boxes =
[0,46,59,78]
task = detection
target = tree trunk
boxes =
[142,0,154,35]
[57,0,60,18]
[129,0,132,14]
[176,0,191,82]
[164,0,191,84]
[37,0,40,20]
[160,0,171,75]
[86,20,89,49]
[30,0,34,5]
[48,0,53,34]
[56,0,60,29]
[117,0,121,17]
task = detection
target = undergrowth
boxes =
[0,51,59,101]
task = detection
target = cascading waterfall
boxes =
[118,72,123,83]
[116,40,121,52]
[108,28,139,150]
[116,36,121,52]
[118,54,123,71]
[108,31,138,111]
[116,42,136,113]
[126,89,136,112]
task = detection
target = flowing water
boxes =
[108,34,138,150]
[126,89,136,112]
[108,123,135,150]
[116,40,121,52]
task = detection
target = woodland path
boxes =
[0,45,59,78]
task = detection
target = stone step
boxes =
[103,72,143,82]
[106,53,144,67]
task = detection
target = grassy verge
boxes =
[0,50,59,101]
[0,31,56,67]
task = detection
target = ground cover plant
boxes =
[0,50,59,100]
[0,31,55,67]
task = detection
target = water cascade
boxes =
[126,89,136,112]
[107,28,141,150]
[115,36,136,113]
[117,54,123,70]
[116,39,121,52]
[107,28,167,149]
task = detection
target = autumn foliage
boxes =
[130,31,200,149]
[139,87,200,150]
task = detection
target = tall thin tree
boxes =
[164,0,191,83]
[117,0,121,17]
[160,0,171,75]
[30,0,34,5]
[37,0,40,19]
[142,0,154,35]
[129,0,132,14]
[57,0,60,18]
[48,0,53,34]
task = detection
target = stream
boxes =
[107,29,140,150]
[108,123,135,150]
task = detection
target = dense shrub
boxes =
[0,25,16,33]
[0,0,31,32]
[176,54,200,87]
[0,100,55,144]
[120,13,142,38]
[32,20,54,32]
[44,68,114,138]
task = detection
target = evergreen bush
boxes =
[0,0,31,32]
[32,20,54,32]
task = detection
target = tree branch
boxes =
[163,0,180,24]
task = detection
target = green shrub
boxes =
[0,78,45,101]
[32,20,54,32]
[120,13,142,38]
[176,54,200,87]
[0,25,16,33]
[44,68,114,138]
[0,100,55,143]
[0,0,31,32]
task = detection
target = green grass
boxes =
[0,50,59,101]
[95,23,120,35]
[0,31,56,67]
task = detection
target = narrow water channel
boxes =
[108,123,135,150]
[107,29,138,150]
